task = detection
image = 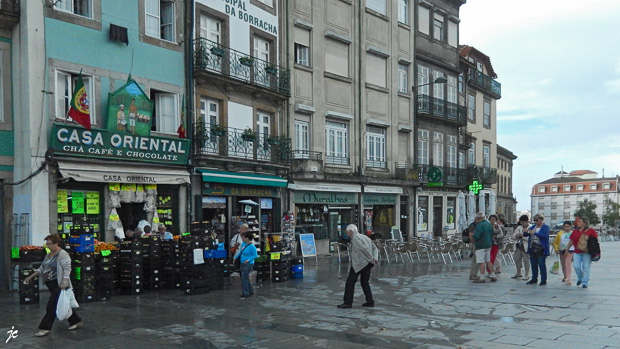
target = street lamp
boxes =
[411,76,448,238]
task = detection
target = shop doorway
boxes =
[118,202,147,232]
[433,197,443,238]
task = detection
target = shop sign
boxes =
[216,0,278,35]
[71,191,85,214]
[86,192,100,214]
[202,183,278,197]
[57,190,69,213]
[294,191,356,204]
[362,194,397,205]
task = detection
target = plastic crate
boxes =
[290,271,304,279]
[69,235,94,244]
[204,249,227,259]
[74,244,94,253]
[290,264,303,273]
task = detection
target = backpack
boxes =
[462,228,470,243]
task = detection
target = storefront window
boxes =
[57,188,102,238]
[418,196,428,231]
[446,197,455,230]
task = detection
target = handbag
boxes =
[530,242,544,256]
[587,235,601,261]
[233,244,250,272]
[577,233,588,252]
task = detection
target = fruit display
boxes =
[94,240,119,252]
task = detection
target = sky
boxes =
[459,0,620,212]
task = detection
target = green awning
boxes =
[197,169,288,187]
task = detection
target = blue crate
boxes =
[290,264,303,273]
[217,242,225,251]
[204,249,227,259]
[69,235,94,244]
[74,244,94,253]
[290,271,303,279]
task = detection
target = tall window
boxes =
[325,38,349,77]
[199,97,219,128]
[366,126,386,168]
[448,20,458,47]
[447,76,457,104]
[146,0,175,42]
[432,132,444,166]
[418,6,430,35]
[398,0,408,24]
[417,129,429,165]
[294,120,309,158]
[254,36,271,87]
[366,54,386,88]
[367,0,387,15]
[433,71,445,101]
[447,135,457,168]
[326,121,349,164]
[433,13,444,41]
[458,152,465,169]
[417,65,430,95]
[483,145,490,168]
[55,0,92,18]
[200,14,221,43]
[483,100,491,127]
[294,27,310,66]
[150,90,178,134]
[467,94,475,121]
[467,142,475,165]
[55,70,96,125]
[458,73,464,93]
[398,64,408,93]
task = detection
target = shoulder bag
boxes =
[577,232,588,252]
[233,244,250,272]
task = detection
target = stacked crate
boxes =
[71,252,96,302]
[142,236,162,290]
[177,235,209,295]
[160,240,176,289]
[95,251,115,301]
[119,240,143,295]
[19,268,39,304]
[254,259,270,281]
[271,253,291,282]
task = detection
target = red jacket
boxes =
[569,228,598,254]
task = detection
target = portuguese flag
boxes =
[67,73,91,130]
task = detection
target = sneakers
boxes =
[35,330,50,337]
[522,275,530,280]
[526,279,538,285]
[68,322,83,331]
[539,281,547,286]
[362,302,375,307]
[582,284,588,288]
[337,303,352,309]
[469,275,480,281]
[577,281,582,286]
[473,279,486,283]
[511,274,522,279]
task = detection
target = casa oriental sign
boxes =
[50,124,189,165]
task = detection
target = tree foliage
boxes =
[602,199,620,228]
[573,199,600,226]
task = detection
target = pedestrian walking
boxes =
[337,224,379,308]
[552,221,574,285]
[512,215,531,280]
[566,216,598,288]
[234,231,258,298]
[467,220,479,280]
[489,215,505,274]
[472,212,497,283]
[23,234,83,337]
[524,213,550,286]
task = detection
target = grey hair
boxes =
[533,213,544,221]
[346,224,358,234]
[475,211,485,220]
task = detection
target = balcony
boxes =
[467,165,498,184]
[292,150,323,174]
[192,123,291,166]
[468,70,501,99]
[326,156,350,166]
[193,38,290,98]
[367,159,387,169]
[395,163,467,187]
[0,0,20,29]
[458,128,474,150]
[416,95,467,126]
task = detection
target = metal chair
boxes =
[330,242,350,263]
[373,239,391,264]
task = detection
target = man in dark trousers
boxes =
[337,224,379,308]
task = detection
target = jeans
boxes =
[573,252,592,285]
[240,263,254,296]
[529,254,547,282]
[39,281,81,331]
[343,263,374,306]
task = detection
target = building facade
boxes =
[496,145,517,223]
[531,170,619,227]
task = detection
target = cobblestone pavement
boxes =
[2,241,619,348]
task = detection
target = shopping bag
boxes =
[549,260,560,274]
[65,288,80,308]
[56,289,73,321]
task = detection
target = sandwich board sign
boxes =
[299,233,317,263]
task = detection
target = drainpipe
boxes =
[357,1,363,229]
[186,0,195,228]
[412,3,418,238]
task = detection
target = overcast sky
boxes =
[459,0,620,212]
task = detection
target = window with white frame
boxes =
[432,132,444,166]
[448,20,458,47]
[145,0,175,42]
[447,76,457,104]
[590,183,597,190]
[447,135,457,168]
[458,152,465,169]
[55,70,96,125]
[433,13,444,41]
[366,126,386,167]
[294,120,309,158]
[551,186,558,193]
[577,184,584,191]
[366,54,386,88]
[55,0,92,18]
[398,0,408,24]
[458,73,464,93]
[418,6,430,35]
[538,186,545,193]
[199,97,219,131]
[150,90,179,134]
[483,100,491,127]
[467,141,475,165]
[294,27,310,66]
[433,71,445,101]
[417,129,429,165]
[325,121,348,163]
[417,65,430,95]
[325,38,349,77]
[398,64,408,93]
[563,185,571,192]
[367,0,386,15]
[483,145,490,168]
[467,94,475,121]
[603,183,611,190]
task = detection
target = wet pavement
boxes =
[2,241,620,348]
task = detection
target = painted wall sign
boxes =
[202,183,278,197]
[293,191,357,204]
[362,194,397,205]
[218,0,278,35]
[106,80,153,137]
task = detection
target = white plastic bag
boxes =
[56,289,73,321]
[65,288,80,308]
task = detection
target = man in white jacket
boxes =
[338,224,379,308]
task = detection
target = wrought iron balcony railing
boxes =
[192,123,291,164]
[458,128,473,150]
[468,70,501,98]
[193,38,290,96]
[326,155,350,166]
[367,160,387,169]
[467,165,498,184]
[395,163,467,186]
[292,150,322,161]
[416,95,467,126]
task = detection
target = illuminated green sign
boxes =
[469,180,483,194]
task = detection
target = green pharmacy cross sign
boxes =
[469,180,483,195]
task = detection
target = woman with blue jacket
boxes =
[524,213,550,286]
[234,231,258,298]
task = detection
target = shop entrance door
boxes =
[118,203,147,233]
[433,197,443,238]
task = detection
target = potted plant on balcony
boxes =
[266,136,280,146]
[210,45,225,57]
[210,123,226,137]
[265,64,278,75]
[241,127,256,142]
[239,56,254,67]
